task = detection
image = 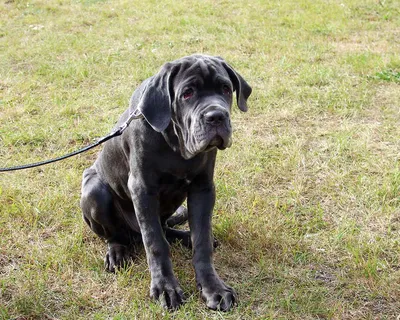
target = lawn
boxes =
[1,0,399,319]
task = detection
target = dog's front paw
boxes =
[150,276,185,310]
[198,277,237,312]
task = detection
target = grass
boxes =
[1,0,399,318]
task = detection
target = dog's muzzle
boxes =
[201,107,232,151]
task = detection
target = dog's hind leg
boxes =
[80,167,139,272]
[165,206,188,227]
[164,227,192,248]
[164,206,218,249]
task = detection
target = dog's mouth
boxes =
[182,132,232,159]
[208,135,223,148]
[206,135,230,150]
[203,132,232,152]
[179,120,233,159]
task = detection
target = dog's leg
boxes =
[164,227,191,248]
[188,181,237,312]
[164,226,219,249]
[165,206,188,227]
[128,175,185,310]
[81,168,137,272]
[164,206,191,248]
[165,206,219,249]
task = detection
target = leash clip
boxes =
[115,108,143,135]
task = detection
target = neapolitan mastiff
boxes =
[80,55,251,311]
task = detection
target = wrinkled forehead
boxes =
[173,57,231,90]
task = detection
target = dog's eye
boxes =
[182,88,194,100]
[222,85,232,96]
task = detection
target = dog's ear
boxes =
[216,58,252,112]
[137,63,179,132]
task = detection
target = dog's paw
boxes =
[104,243,131,272]
[198,277,237,312]
[150,276,185,310]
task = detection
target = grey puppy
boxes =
[80,54,251,311]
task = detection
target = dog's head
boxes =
[136,55,252,159]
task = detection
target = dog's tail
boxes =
[165,206,188,227]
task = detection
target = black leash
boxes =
[0,109,143,172]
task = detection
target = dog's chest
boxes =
[158,173,192,195]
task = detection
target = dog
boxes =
[80,54,251,311]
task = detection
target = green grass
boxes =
[1,0,400,318]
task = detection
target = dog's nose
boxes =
[204,110,227,126]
